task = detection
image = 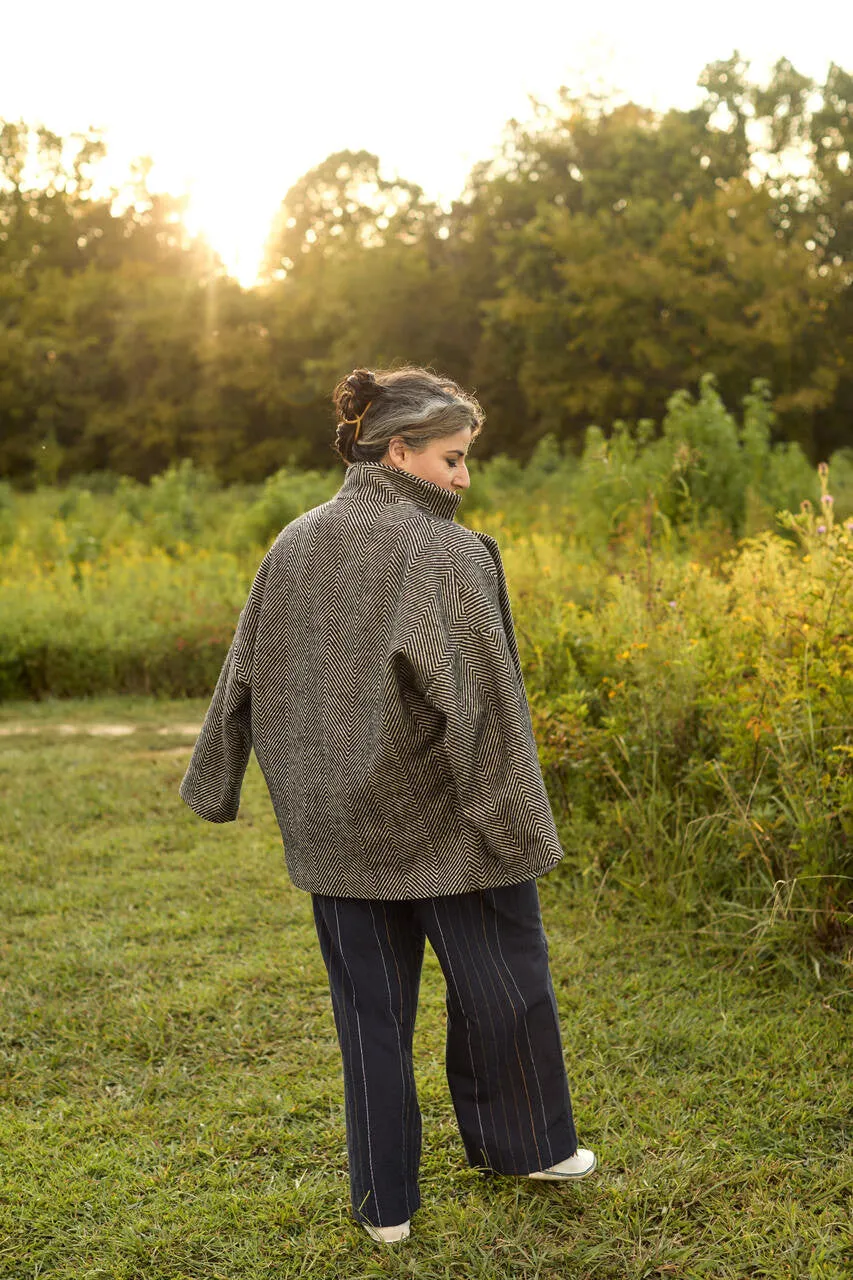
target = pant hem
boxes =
[353,1199,421,1228]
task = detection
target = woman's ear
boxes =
[386,437,406,466]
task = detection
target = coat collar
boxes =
[337,460,462,522]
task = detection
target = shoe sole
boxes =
[362,1223,410,1243]
[528,1152,597,1180]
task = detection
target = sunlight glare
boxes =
[181,171,282,289]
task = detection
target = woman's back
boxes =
[179,370,566,898]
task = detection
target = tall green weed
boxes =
[496,472,852,964]
[2,388,851,962]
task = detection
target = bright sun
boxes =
[181,174,281,289]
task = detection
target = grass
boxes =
[1,697,851,1279]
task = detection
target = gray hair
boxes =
[332,364,485,465]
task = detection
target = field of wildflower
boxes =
[1,379,851,969]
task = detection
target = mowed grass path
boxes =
[1,698,850,1280]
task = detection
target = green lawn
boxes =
[1,699,850,1279]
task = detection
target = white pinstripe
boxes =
[367,902,412,1219]
[473,897,536,1168]
[448,899,517,1158]
[315,905,367,1186]
[333,900,381,1221]
[429,900,491,1162]
[487,888,555,1166]
[485,889,554,1168]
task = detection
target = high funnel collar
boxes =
[338,460,462,522]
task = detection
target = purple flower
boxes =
[817,524,827,533]
[668,600,677,608]
[821,493,834,506]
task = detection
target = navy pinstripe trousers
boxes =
[311,877,579,1228]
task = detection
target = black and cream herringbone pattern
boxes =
[179,460,566,898]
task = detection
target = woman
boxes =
[179,365,596,1245]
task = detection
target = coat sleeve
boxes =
[179,545,275,823]
[415,555,563,863]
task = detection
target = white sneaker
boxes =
[361,1219,411,1243]
[528,1148,597,1180]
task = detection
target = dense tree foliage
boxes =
[1,53,851,486]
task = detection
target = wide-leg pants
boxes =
[311,876,579,1228]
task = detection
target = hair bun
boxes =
[346,368,376,394]
[332,368,381,462]
[339,368,377,420]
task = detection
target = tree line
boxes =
[1,51,851,488]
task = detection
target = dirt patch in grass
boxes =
[0,722,200,738]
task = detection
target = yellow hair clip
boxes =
[342,399,373,442]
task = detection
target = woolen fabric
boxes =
[312,878,579,1227]
[179,460,566,898]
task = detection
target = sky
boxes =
[3,0,850,285]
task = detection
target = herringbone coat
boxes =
[179,460,565,898]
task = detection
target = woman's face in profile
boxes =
[381,426,474,495]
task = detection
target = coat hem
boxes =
[285,852,565,900]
